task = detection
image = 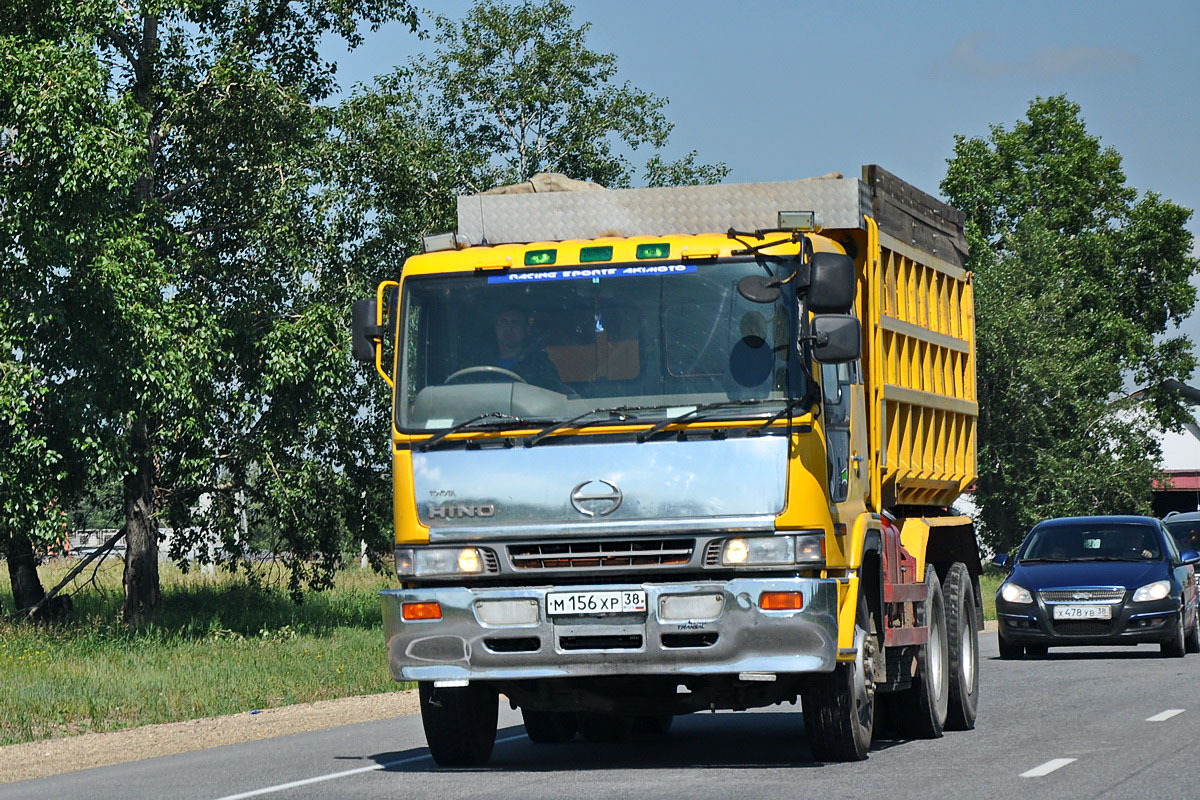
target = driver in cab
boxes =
[492,306,565,391]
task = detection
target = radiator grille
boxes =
[509,539,694,570]
[1040,589,1125,602]
[1052,620,1114,636]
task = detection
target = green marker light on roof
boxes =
[579,245,613,263]
[524,249,557,266]
[636,243,670,259]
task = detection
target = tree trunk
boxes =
[4,532,47,613]
[122,420,160,624]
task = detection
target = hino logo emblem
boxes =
[570,480,623,517]
[428,503,496,520]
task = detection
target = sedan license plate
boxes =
[547,590,646,616]
[1052,604,1112,620]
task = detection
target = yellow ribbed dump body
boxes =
[863,224,978,508]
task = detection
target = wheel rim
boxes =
[960,594,977,688]
[928,594,945,701]
[851,617,876,733]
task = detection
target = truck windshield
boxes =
[395,259,804,431]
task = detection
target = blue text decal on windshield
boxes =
[487,263,696,284]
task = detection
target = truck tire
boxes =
[997,635,1023,660]
[577,712,635,742]
[942,562,979,731]
[881,568,948,738]
[1161,610,1186,658]
[521,708,577,743]
[802,586,877,761]
[419,682,498,766]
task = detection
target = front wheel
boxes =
[419,682,498,767]
[1161,610,1186,658]
[803,585,877,761]
[997,634,1024,660]
[1184,605,1200,655]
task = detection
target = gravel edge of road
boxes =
[0,690,421,785]
[3,621,1000,786]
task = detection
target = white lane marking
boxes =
[1020,758,1076,778]
[1146,709,1185,722]
[211,734,525,800]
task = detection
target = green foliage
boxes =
[1,0,419,615]
[0,561,403,745]
[376,0,725,189]
[942,96,1199,552]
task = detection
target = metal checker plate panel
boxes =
[458,178,871,244]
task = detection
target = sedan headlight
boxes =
[396,547,485,577]
[720,534,823,566]
[1000,582,1033,604]
[1132,580,1170,602]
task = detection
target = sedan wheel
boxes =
[1161,610,1186,658]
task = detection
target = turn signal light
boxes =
[402,601,442,621]
[759,592,804,610]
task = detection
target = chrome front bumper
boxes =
[381,578,839,682]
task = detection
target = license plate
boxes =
[546,590,647,616]
[1052,604,1112,620]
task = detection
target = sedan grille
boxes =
[1039,589,1125,602]
[508,539,694,570]
[1052,620,1114,636]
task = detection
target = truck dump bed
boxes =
[456,165,977,509]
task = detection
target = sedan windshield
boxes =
[1020,522,1163,562]
[395,259,803,431]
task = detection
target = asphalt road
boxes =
[5,632,1199,800]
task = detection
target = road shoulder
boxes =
[0,690,419,785]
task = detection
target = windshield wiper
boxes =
[749,397,809,434]
[523,406,654,448]
[636,399,776,443]
[418,412,535,452]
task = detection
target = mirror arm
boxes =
[373,280,400,388]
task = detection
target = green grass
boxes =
[980,568,1002,621]
[0,559,408,746]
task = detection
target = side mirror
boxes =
[992,553,1011,570]
[807,252,855,313]
[1180,549,1200,566]
[351,298,382,363]
[811,315,861,363]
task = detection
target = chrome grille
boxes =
[508,539,694,570]
[1039,589,1125,602]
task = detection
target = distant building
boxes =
[1133,380,1200,516]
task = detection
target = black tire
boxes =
[522,708,577,743]
[1185,607,1200,655]
[632,714,673,736]
[803,584,877,761]
[881,568,949,739]
[1161,610,1186,658]
[942,562,979,731]
[1024,644,1048,658]
[419,682,498,767]
[997,634,1024,660]
[577,713,635,742]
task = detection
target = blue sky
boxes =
[322,0,1200,372]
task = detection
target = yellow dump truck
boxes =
[353,165,981,764]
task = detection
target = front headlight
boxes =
[1132,580,1170,602]
[1000,582,1033,604]
[720,534,824,566]
[396,547,485,577]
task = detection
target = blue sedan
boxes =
[993,515,1200,658]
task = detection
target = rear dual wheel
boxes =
[942,562,980,730]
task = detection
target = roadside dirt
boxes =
[0,690,420,785]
